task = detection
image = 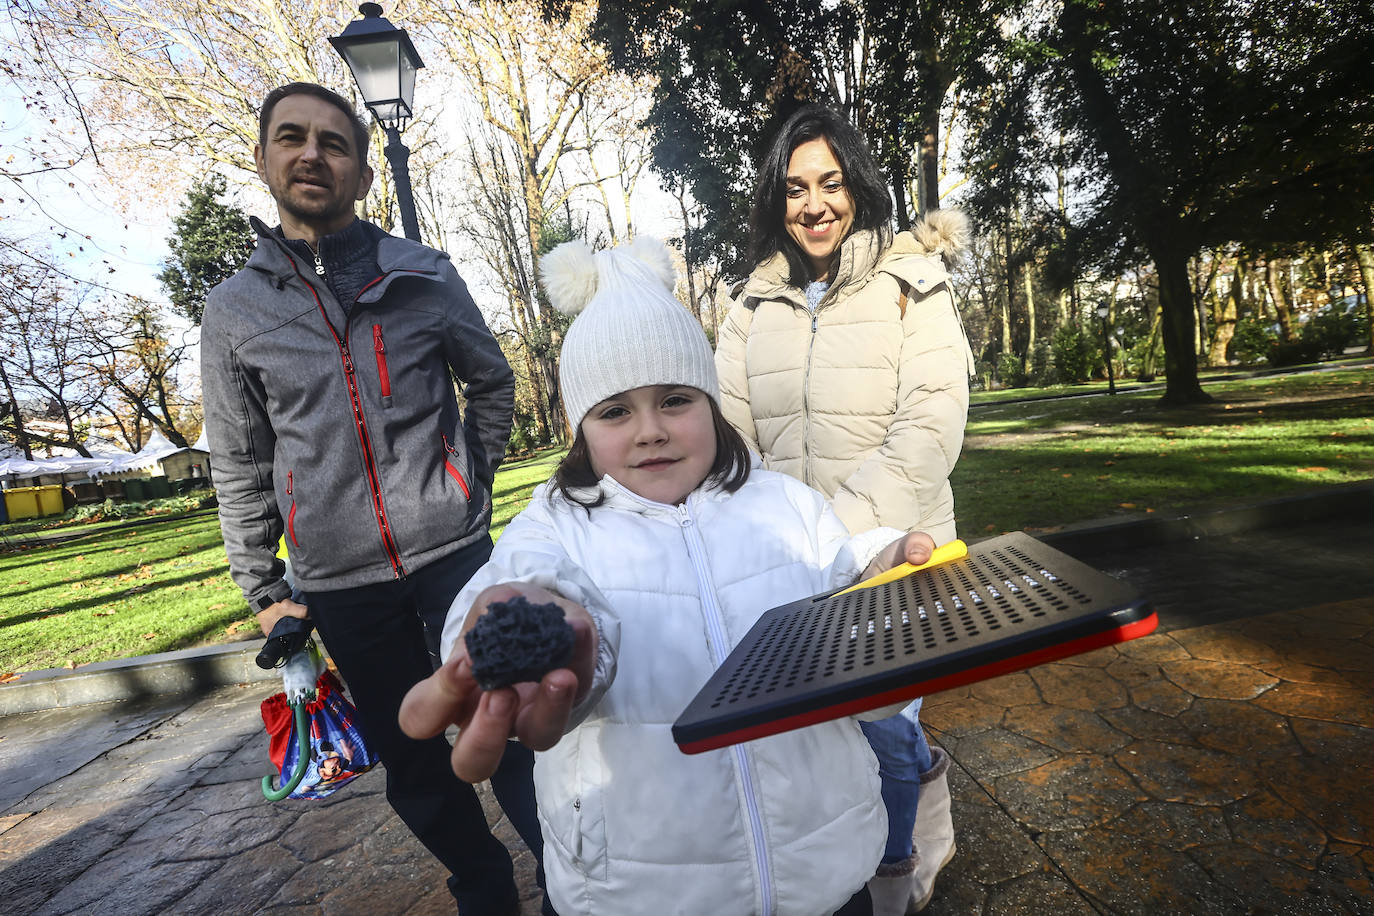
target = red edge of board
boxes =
[676,610,1159,755]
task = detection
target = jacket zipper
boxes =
[285,470,298,548]
[441,434,471,499]
[676,501,774,915]
[291,261,406,578]
[803,309,818,487]
[372,324,393,402]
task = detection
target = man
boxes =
[201,82,544,916]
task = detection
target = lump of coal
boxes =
[465,596,575,691]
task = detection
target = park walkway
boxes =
[2,513,1372,914]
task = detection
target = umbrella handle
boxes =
[261,699,312,801]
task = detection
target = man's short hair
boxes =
[259,83,371,165]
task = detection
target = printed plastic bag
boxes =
[260,669,378,800]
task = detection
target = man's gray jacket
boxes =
[201,218,515,610]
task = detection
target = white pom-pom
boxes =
[539,240,599,316]
[623,236,677,293]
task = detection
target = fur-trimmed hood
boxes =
[737,209,970,309]
[889,208,970,269]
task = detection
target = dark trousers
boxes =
[307,537,549,916]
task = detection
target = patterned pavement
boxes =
[2,516,1371,914]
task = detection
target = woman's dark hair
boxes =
[747,104,893,284]
[553,394,752,508]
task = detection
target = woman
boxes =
[715,103,974,916]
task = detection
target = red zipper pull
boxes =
[373,324,385,353]
[286,470,293,495]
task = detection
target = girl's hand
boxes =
[862,531,937,580]
[398,582,598,784]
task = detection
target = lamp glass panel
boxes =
[340,37,401,110]
[399,52,417,111]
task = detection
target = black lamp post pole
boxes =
[382,124,421,242]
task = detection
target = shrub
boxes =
[1050,324,1096,384]
[1028,339,1057,387]
[55,492,217,526]
[1230,317,1278,365]
[1267,307,1362,367]
[997,351,1029,388]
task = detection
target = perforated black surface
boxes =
[674,532,1152,750]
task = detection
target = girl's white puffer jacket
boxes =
[440,469,900,916]
[716,212,976,543]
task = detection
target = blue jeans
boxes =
[860,699,933,864]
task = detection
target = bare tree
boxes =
[0,262,109,455]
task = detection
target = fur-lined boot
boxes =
[866,747,956,915]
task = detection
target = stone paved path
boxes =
[0,688,540,915]
[2,515,1371,914]
[921,595,1374,915]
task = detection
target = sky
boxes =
[0,91,175,304]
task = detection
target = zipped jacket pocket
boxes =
[372,324,393,407]
[285,470,299,548]
[441,434,471,499]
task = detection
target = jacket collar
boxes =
[738,226,951,309]
[247,215,449,302]
[560,466,748,522]
[739,227,889,310]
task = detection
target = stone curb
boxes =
[1034,478,1374,556]
[0,639,274,716]
[4,479,1371,716]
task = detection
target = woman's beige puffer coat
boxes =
[715,211,975,543]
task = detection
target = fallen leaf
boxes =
[1096,475,1111,480]
[141,632,157,639]
[64,660,77,669]
[209,602,226,610]
[0,671,19,683]
[1061,473,1072,478]
[1145,508,1155,513]
[1297,466,1329,473]
[1104,460,1116,466]
[93,611,114,617]
[1119,502,1137,509]
[984,524,996,531]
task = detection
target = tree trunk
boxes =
[1264,259,1297,342]
[1208,258,1240,366]
[1154,250,1211,404]
[1141,304,1163,378]
[0,361,33,459]
[1355,243,1374,355]
[1022,265,1037,374]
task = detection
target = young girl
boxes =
[401,237,936,916]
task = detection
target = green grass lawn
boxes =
[954,365,1374,535]
[3,366,1370,675]
[0,512,247,676]
[491,446,566,540]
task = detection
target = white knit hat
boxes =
[540,236,718,432]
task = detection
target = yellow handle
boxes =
[832,539,969,598]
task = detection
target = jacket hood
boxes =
[739,209,969,307]
[886,208,970,269]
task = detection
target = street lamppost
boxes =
[330,3,425,242]
[1096,303,1117,395]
